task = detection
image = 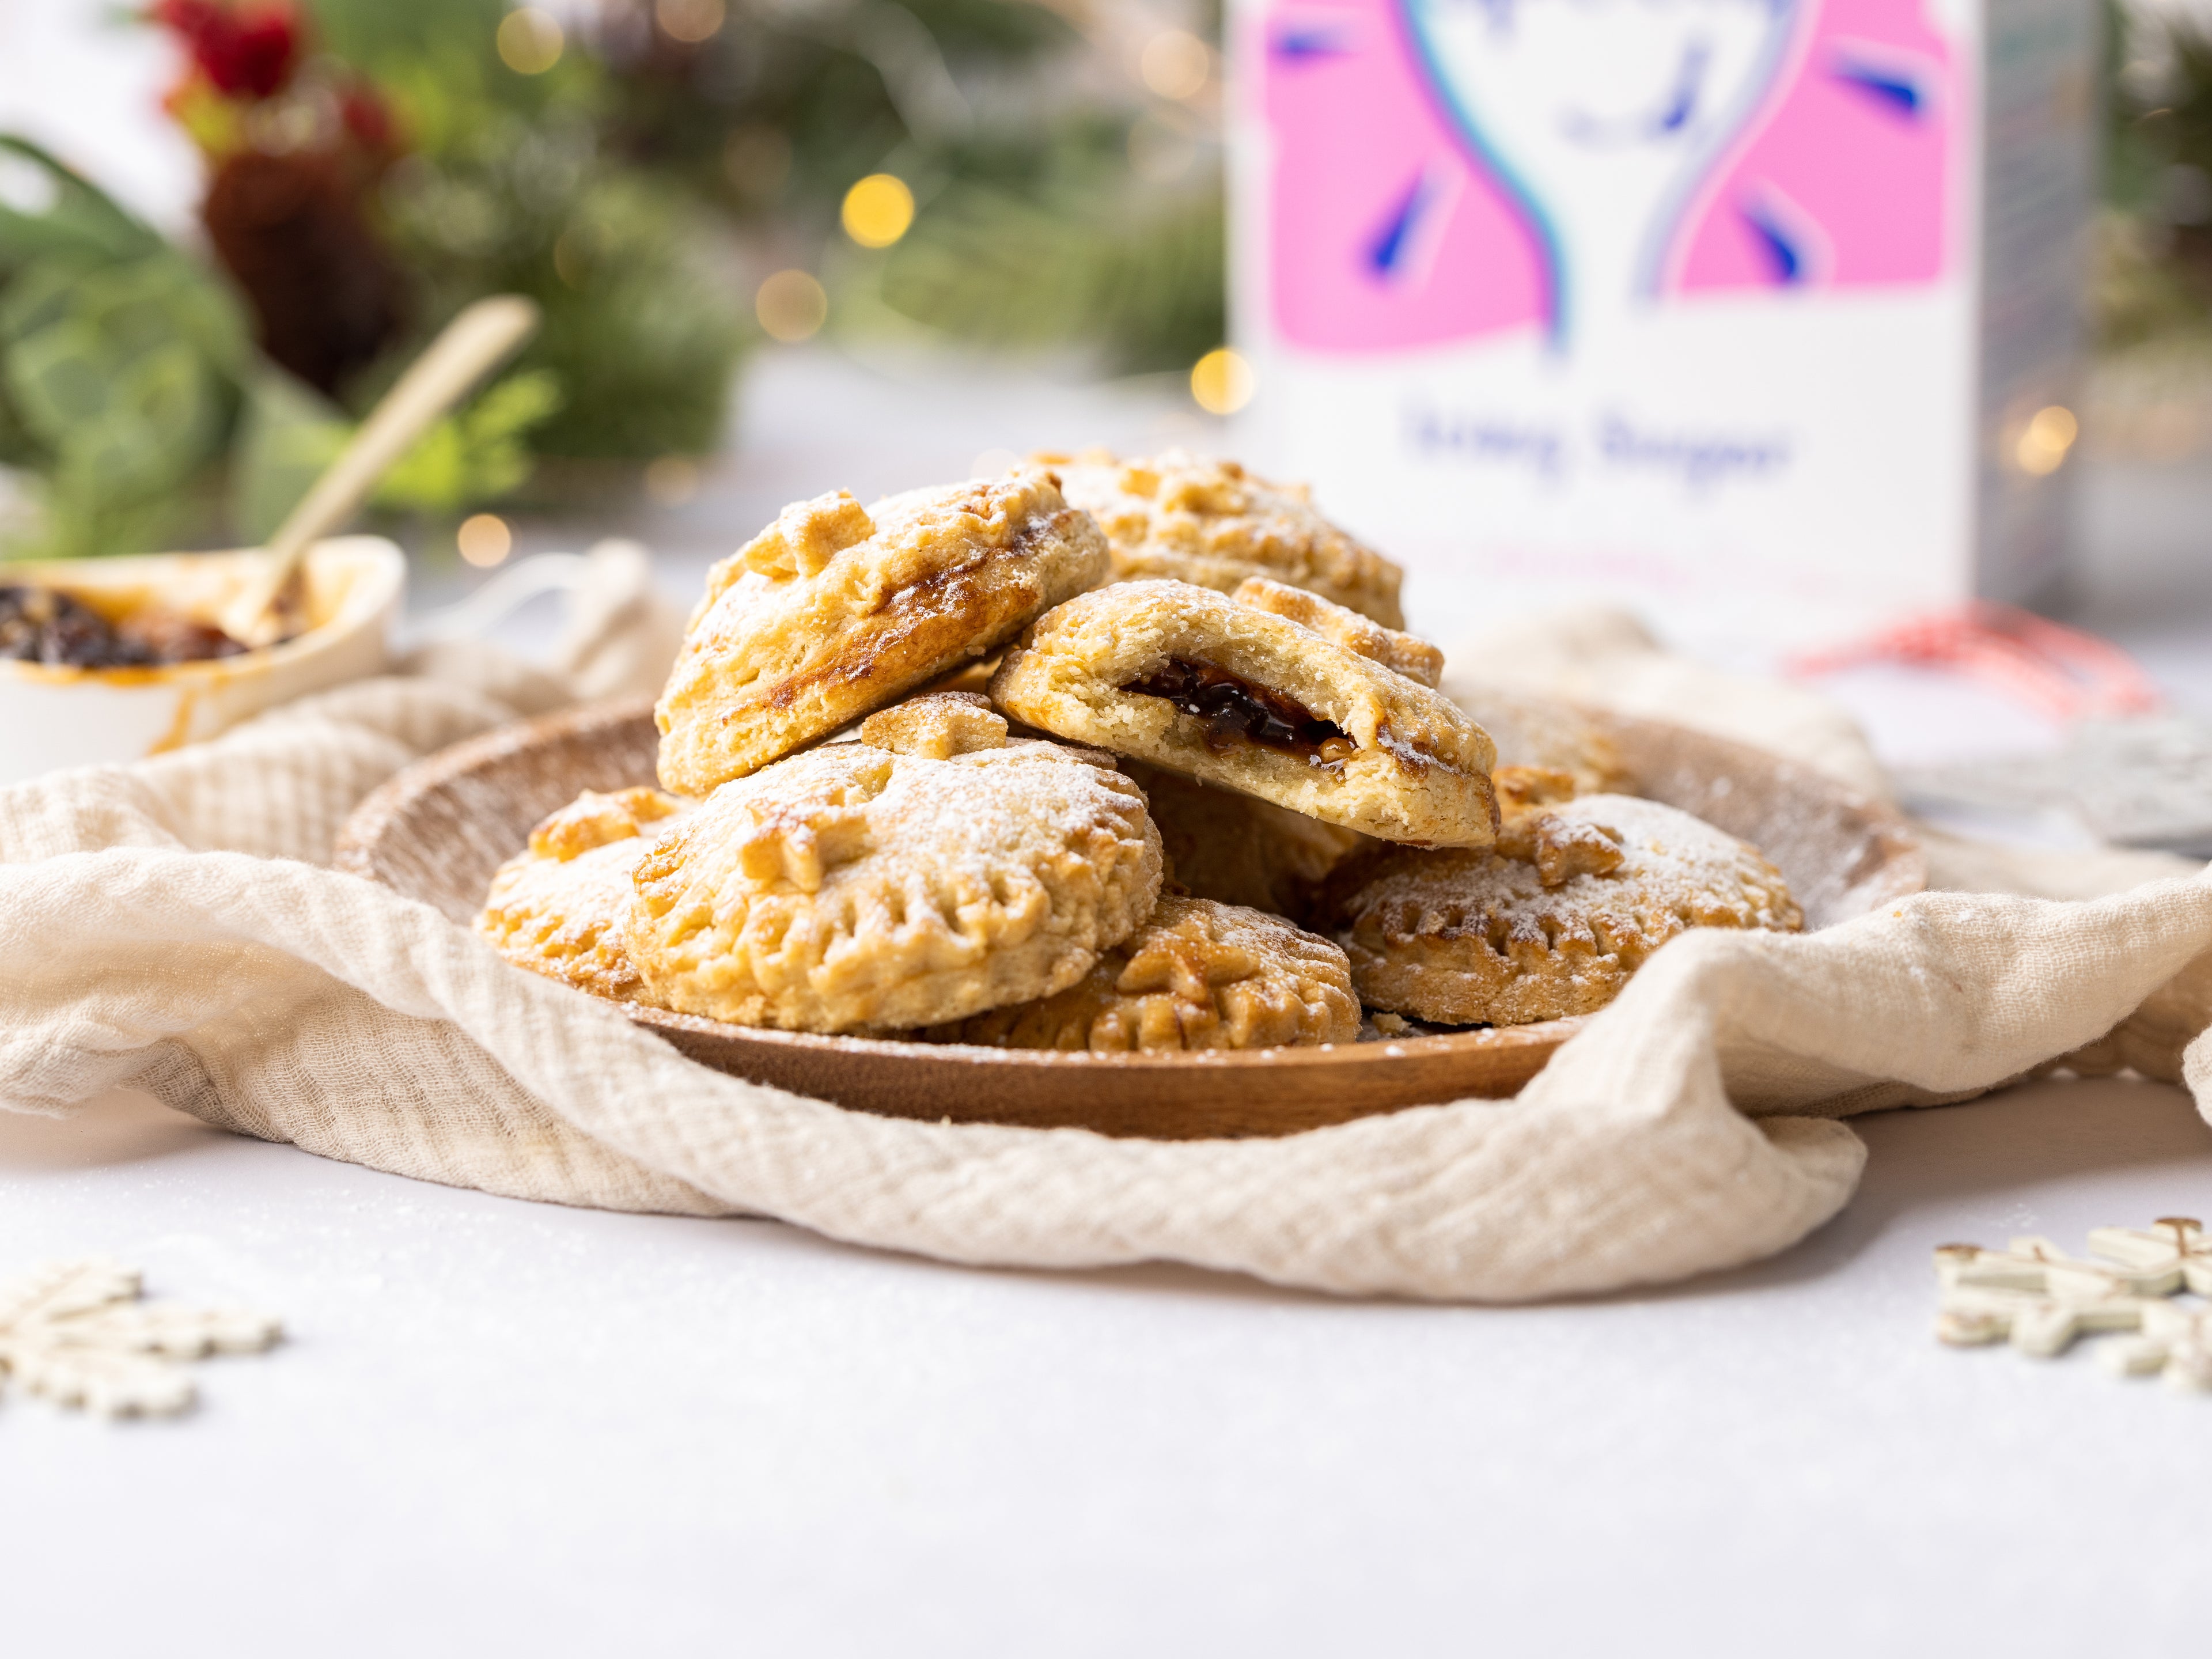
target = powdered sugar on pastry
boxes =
[1038,448,1405,627]
[858,690,1008,759]
[478,787,691,1001]
[627,738,1163,1034]
[656,468,1107,795]
[931,894,1359,1051]
[1230,576,1442,687]
[527,786,684,861]
[1330,793,1802,1025]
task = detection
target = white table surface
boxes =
[7,349,2212,1657]
[4,1079,2209,1656]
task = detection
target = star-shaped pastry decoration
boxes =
[1934,1218,2211,1393]
[0,1257,281,1417]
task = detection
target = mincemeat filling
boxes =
[1122,658,1357,763]
[0,585,248,668]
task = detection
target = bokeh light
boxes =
[757,269,829,342]
[457,513,514,567]
[655,0,726,45]
[1141,30,1211,101]
[1190,347,1253,415]
[842,174,916,249]
[496,8,565,76]
[2016,404,2079,476]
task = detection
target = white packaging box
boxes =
[1229,0,2099,653]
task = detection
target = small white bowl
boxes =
[0,537,405,786]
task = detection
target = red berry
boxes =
[150,0,300,102]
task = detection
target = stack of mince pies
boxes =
[478,450,1805,1054]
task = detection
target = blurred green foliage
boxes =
[589,0,1229,373]
[231,362,562,541]
[0,134,565,557]
[877,143,1226,373]
[2,0,1232,557]
[2100,2,2212,350]
[310,0,748,459]
[0,0,752,555]
[601,0,1079,218]
[0,137,245,558]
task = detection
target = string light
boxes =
[1190,347,1253,415]
[2015,405,2078,476]
[457,514,514,567]
[1140,29,1210,101]
[842,174,915,249]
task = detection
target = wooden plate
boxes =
[334,698,1924,1138]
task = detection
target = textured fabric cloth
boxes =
[2,607,2208,1301]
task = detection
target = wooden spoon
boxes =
[222,295,541,647]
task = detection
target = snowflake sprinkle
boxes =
[0,1257,281,1417]
[1935,1218,2212,1393]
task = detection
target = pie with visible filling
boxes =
[989,579,1498,847]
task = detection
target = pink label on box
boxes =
[1260,0,1957,352]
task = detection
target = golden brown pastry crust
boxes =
[1329,794,1803,1025]
[1038,448,1405,627]
[655,469,1107,796]
[525,786,684,861]
[932,895,1359,1051]
[1490,766,1625,887]
[477,788,690,1001]
[1229,577,1442,687]
[627,738,1163,1034]
[857,690,1009,759]
[990,579,1497,847]
[1127,760,1366,922]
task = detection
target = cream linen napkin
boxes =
[2,597,2207,1301]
